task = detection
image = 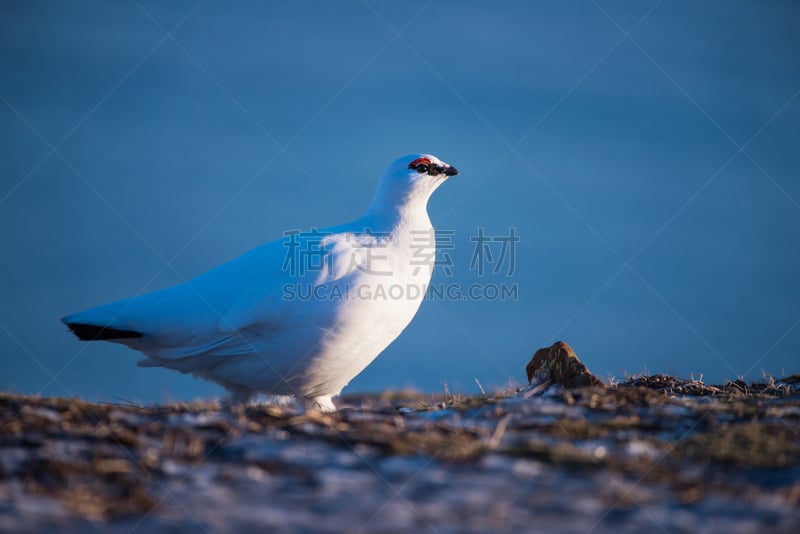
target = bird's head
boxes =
[365,154,458,222]
[380,153,458,196]
[391,153,458,180]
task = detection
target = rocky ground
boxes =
[2,369,799,533]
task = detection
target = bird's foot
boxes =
[220,387,256,411]
[304,395,337,413]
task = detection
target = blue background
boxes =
[1,0,798,403]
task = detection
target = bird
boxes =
[62,154,458,411]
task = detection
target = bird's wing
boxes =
[219,228,383,334]
[63,226,385,360]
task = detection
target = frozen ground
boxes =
[1,376,799,533]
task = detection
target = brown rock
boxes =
[526,341,601,387]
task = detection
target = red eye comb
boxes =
[409,157,431,167]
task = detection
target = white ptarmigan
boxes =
[63,154,458,411]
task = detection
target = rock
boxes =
[525,341,601,387]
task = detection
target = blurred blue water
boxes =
[1,0,798,403]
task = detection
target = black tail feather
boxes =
[66,322,144,341]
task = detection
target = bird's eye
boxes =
[408,157,432,173]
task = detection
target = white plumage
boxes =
[63,154,458,411]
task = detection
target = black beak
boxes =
[444,166,459,176]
